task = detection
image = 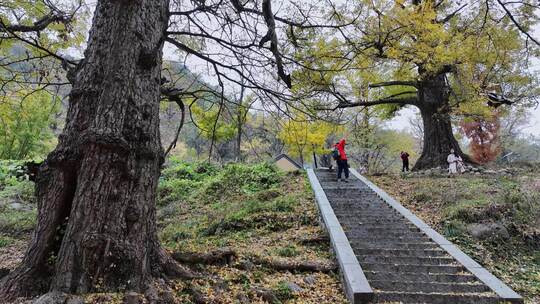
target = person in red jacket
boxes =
[335,139,349,182]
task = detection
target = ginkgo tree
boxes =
[279,112,337,166]
[293,0,540,169]
[0,90,60,159]
[191,102,237,159]
[0,1,87,90]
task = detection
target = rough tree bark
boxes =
[413,73,473,170]
[0,1,189,301]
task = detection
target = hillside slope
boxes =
[0,161,347,303]
[371,168,540,303]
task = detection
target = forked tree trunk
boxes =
[413,74,473,170]
[0,1,188,301]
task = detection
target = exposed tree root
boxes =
[253,257,338,273]
[0,268,50,302]
[0,248,196,303]
[0,268,9,280]
[298,235,329,245]
[157,248,200,279]
[186,284,209,304]
[171,247,236,266]
[170,247,337,274]
[252,287,279,302]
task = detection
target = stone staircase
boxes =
[311,169,522,304]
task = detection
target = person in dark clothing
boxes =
[335,139,349,182]
[400,151,410,172]
[320,153,333,170]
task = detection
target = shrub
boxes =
[161,159,219,181]
[274,281,295,301]
[0,90,59,160]
[271,196,296,212]
[442,220,467,238]
[0,208,37,235]
[0,235,14,248]
[0,178,35,204]
[158,178,201,206]
[275,245,299,257]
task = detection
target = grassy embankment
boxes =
[371,167,540,304]
[0,160,347,303]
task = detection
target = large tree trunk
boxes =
[0,1,188,301]
[413,74,473,170]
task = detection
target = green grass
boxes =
[274,281,295,302]
[0,235,15,247]
[0,208,36,235]
[156,161,308,247]
[0,178,35,203]
[275,245,299,257]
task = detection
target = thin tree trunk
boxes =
[236,84,245,162]
[0,1,189,300]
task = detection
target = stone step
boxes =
[316,173,359,177]
[360,263,465,274]
[333,209,398,216]
[340,219,409,225]
[323,186,371,191]
[352,242,440,250]
[345,230,427,239]
[331,204,390,210]
[334,212,403,219]
[355,248,449,258]
[364,271,479,284]
[347,232,427,240]
[330,197,382,201]
[319,183,366,187]
[346,235,429,243]
[333,210,401,216]
[353,218,413,225]
[330,201,391,207]
[374,291,499,304]
[347,226,423,234]
[324,192,378,197]
[370,280,492,293]
[331,205,395,212]
[357,255,457,266]
[341,223,418,231]
[333,208,400,214]
[350,224,416,231]
[325,189,373,196]
[338,215,405,222]
[322,189,375,194]
[327,195,377,200]
[320,186,366,191]
[342,228,426,238]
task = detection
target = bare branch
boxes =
[369,81,419,88]
[437,3,468,24]
[496,0,540,46]
[0,13,69,33]
[332,96,418,110]
[260,0,291,88]
[161,87,186,158]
